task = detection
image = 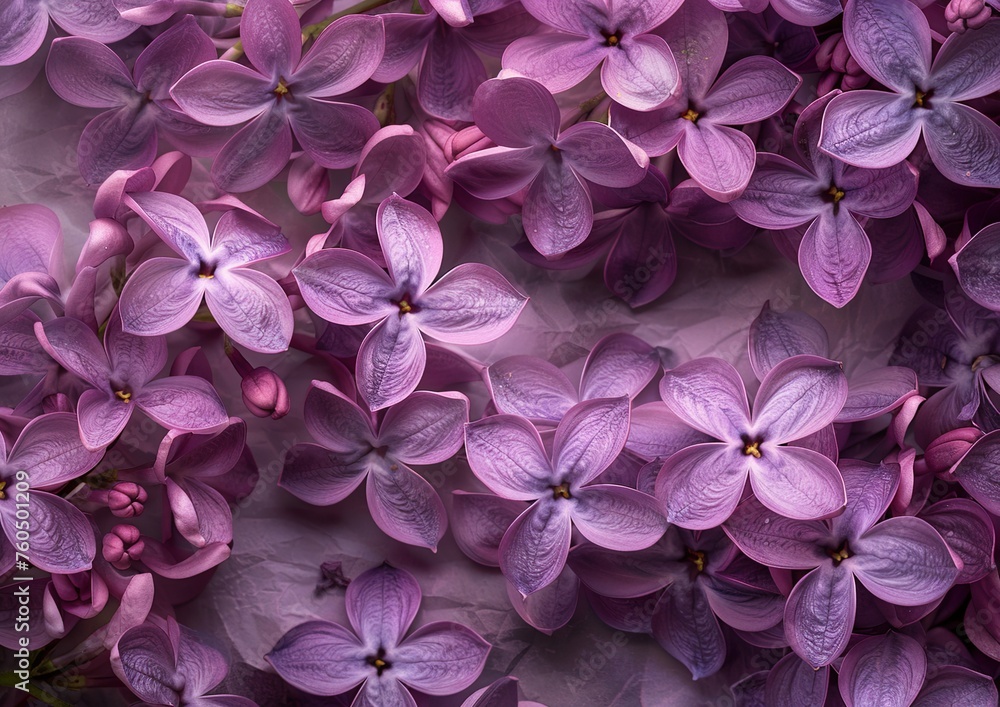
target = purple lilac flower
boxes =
[445,77,649,257]
[45,17,227,183]
[0,204,63,327]
[500,0,682,111]
[465,397,667,595]
[0,413,102,574]
[732,92,917,307]
[838,632,927,706]
[294,195,527,410]
[0,0,135,67]
[819,0,1000,187]
[613,0,802,201]
[724,460,959,667]
[170,0,385,191]
[35,312,229,450]
[655,354,849,528]
[267,564,490,700]
[280,382,468,550]
[117,190,293,354]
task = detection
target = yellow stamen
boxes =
[198,273,214,279]
[398,300,412,314]
[827,185,845,203]
[914,90,926,108]
[681,109,699,122]
[743,441,761,458]
[830,546,850,562]
[115,390,132,403]
[373,658,387,670]
[687,549,706,573]
[552,483,571,500]
[0,480,6,500]
[606,35,619,46]
[274,80,290,97]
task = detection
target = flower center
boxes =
[602,29,622,47]
[686,549,706,573]
[393,294,420,315]
[367,648,391,676]
[0,480,6,500]
[741,435,763,459]
[913,88,934,109]
[551,483,572,500]
[681,108,700,122]
[198,260,216,279]
[826,185,846,203]
[828,542,850,564]
[274,79,291,99]
[114,388,133,403]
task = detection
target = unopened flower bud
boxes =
[102,525,144,571]
[924,427,983,475]
[107,482,148,518]
[241,367,290,419]
[945,0,991,32]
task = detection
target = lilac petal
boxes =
[831,460,898,540]
[393,622,489,695]
[47,0,136,43]
[952,430,1000,515]
[176,628,231,699]
[8,413,102,489]
[211,209,290,266]
[522,159,594,257]
[445,145,545,200]
[136,376,228,433]
[170,61,273,126]
[1,491,95,573]
[111,624,179,705]
[838,632,926,707]
[45,37,134,108]
[519,0,606,36]
[851,517,959,605]
[952,224,1000,311]
[656,0,727,104]
[294,249,396,326]
[557,121,648,188]
[294,15,384,96]
[818,91,921,169]
[346,564,421,649]
[356,314,426,411]
[127,190,211,261]
[581,333,658,401]
[748,301,830,381]
[372,13,435,82]
[931,22,1000,102]
[500,499,573,596]
[701,573,784,632]
[837,367,917,423]
[785,563,855,668]
[568,541,676,598]
[487,356,578,421]
[753,354,849,443]
[601,33,679,112]
[914,666,999,707]
[266,621,368,696]
[571,485,666,550]
[659,357,750,440]
[0,1,47,66]
[0,203,60,283]
[204,268,292,354]
[367,462,447,550]
[764,653,830,707]
[106,310,169,384]
[378,391,468,465]
[924,102,1000,189]
[377,195,442,296]
[552,397,630,486]
[212,109,293,193]
[119,258,203,336]
[35,318,110,389]
[0,313,48,375]
[655,443,748,529]
[464,415,553,500]
[461,677,519,707]
[700,56,800,124]
[615,0,684,34]
[418,32,486,121]
[651,579,726,680]
[450,491,525,567]
[240,0,301,77]
[799,209,871,308]
[77,389,132,451]
[165,477,232,547]
[750,446,846,521]
[279,444,368,505]
[723,496,829,569]
[133,17,215,99]
[627,402,712,461]
[677,123,756,202]
[354,125,426,203]
[354,677,417,707]
[472,77,559,147]
[731,154,824,229]
[920,499,996,584]
[415,264,527,345]
[838,163,918,219]
[604,202,677,307]
[508,564,579,634]
[611,108,685,157]
[501,34,603,95]
[289,99,378,170]
[78,107,157,184]
[842,0,931,93]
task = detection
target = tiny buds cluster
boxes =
[107,482,148,518]
[945,0,992,32]
[103,525,144,571]
[816,33,870,94]
[924,427,983,476]
[225,339,290,419]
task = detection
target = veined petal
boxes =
[136,376,228,433]
[278,443,369,505]
[204,268,292,354]
[240,0,301,77]
[356,314,427,411]
[522,158,594,257]
[77,388,132,451]
[46,37,134,108]
[266,621,367,696]
[445,145,544,200]
[8,413,102,489]
[211,109,292,193]
[838,162,918,219]
[581,333,658,401]
[346,564,421,650]
[552,397,631,486]
[748,301,830,381]
[35,317,110,390]
[415,263,527,345]
[170,61,273,127]
[501,34,603,95]
[784,563,855,668]
[798,209,871,309]
[763,653,830,707]
[700,56,801,124]
[919,498,996,584]
[924,102,1000,189]
[367,462,447,550]
[377,195,443,296]
[659,357,750,440]
[47,0,137,43]
[78,106,157,184]
[294,248,396,325]
[831,460,898,540]
[133,17,216,100]
[558,121,648,188]
[487,356,578,421]
[913,666,999,707]
[507,561,579,634]
[519,0,607,35]
[464,415,553,500]
[568,540,677,598]
[655,443,748,530]
[289,99,378,170]
[732,153,823,230]
[211,209,290,267]
[294,15,385,97]
[450,491,525,567]
[392,622,490,695]
[353,677,417,707]
[111,624,179,706]
[571,485,666,550]
[952,224,1000,312]
[126,190,211,261]
[655,0,727,103]
[952,430,1000,515]
[499,499,573,596]
[750,446,847,521]
[836,367,918,423]
[931,20,1000,102]
[302,381,373,453]
[842,0,931,93]
[626,402,712,461]
[378,391,468,465]
[723,496,829,569]
[417,32,485,122]
[472,77,559,147]
[818,91,921,170]
[753,354,849,443]
[651,579,726,680]
[1,491,95,573]
[838,632,926,707]
[676,122,756,202]
[118,258,203,337]
[165,477,232,547]
[601,34,679,112]
[0,1,47,66]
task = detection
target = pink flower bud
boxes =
[102,525,144,571]
[924,427,983,475]
[107,482,148,518]
[946,0,990,32]
[242,367,290,419]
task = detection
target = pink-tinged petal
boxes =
[797,209,871,309]
[354,676,417,707]
[377,194,442,296]
[393,622,489,694]
[1,491,95,573]
[785,563,855,668]
[571,485,666,550]
[501,34,603,95]
[356,314,426,411]
[851,517,959,605]
[748,301,829,381]
[614,0,684,34]
[47,0,136,43]
[139,539,230,579]
[0,313,47,376]
[558,121,649,187]
[627,402,711,461]
[294,15,384,96]
[266,621,368,696]
[372,13,435,83]
[568,540,676,598]
[924,102,1000,189]
[750,446,846,521]
[303,381,374,453]
[240,0,301,77]
[294,249,395,326]
[126,190,210,261]
[212,209,289,267]
[279,444,369,505]
[581,333,658,401]
[464,415,553,500]
[204,268,292,354]
[818,91,921,170]
[677,122,756,202]
[914,666,999,707]
[176,627,229,698]
[133,17,216,99]
[839,632,926,707]
[837,367,917,423]
[105,310,167,386]
[920,499,996,584]
[731,154,824,229]
[355,125,426,203]
[842,0,931,92]
[111,624,179,706]
[753,354,849,443]
[119,257,203,337]
[346,564,421,649]
[838,162,918,219]
[953,224,1000,311]
[418,32,486,122]
[659,357,750,440]
[655,443,748,530]
[952,430,1000,515]
[764,653,830,707]
[0,1,47,66]
[655,0,726,103]
[472,77,559,147]
[35,318,110,389]
[445,145,545,200]
[450,491,525,567]
[724,496,829,569]
[136,376,228,433]
[701,572,784,632]
[212,109,293,193]
[45,37,134,108]
[78,106,157,184]
[651,579,726,680]
[165,477,232,547]
[8,413,102,489]
[522,158,594,257]
[520,0,606,35]
[77,389,131,450]
[415,263,527,345]
[831,460,898,540]
[700,56,801,124]
[610,107,685,156]
[367,462,447,550]
[487,356,577,421]
[378,391,468,465]
[601,34,679,111]
[508,564,579,634]
[931,21,1000,101]
[170,61,273,126]
[552,397,630,486]
[0,202,60,282]
[500,499,573,596]
[290,99,378,170]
